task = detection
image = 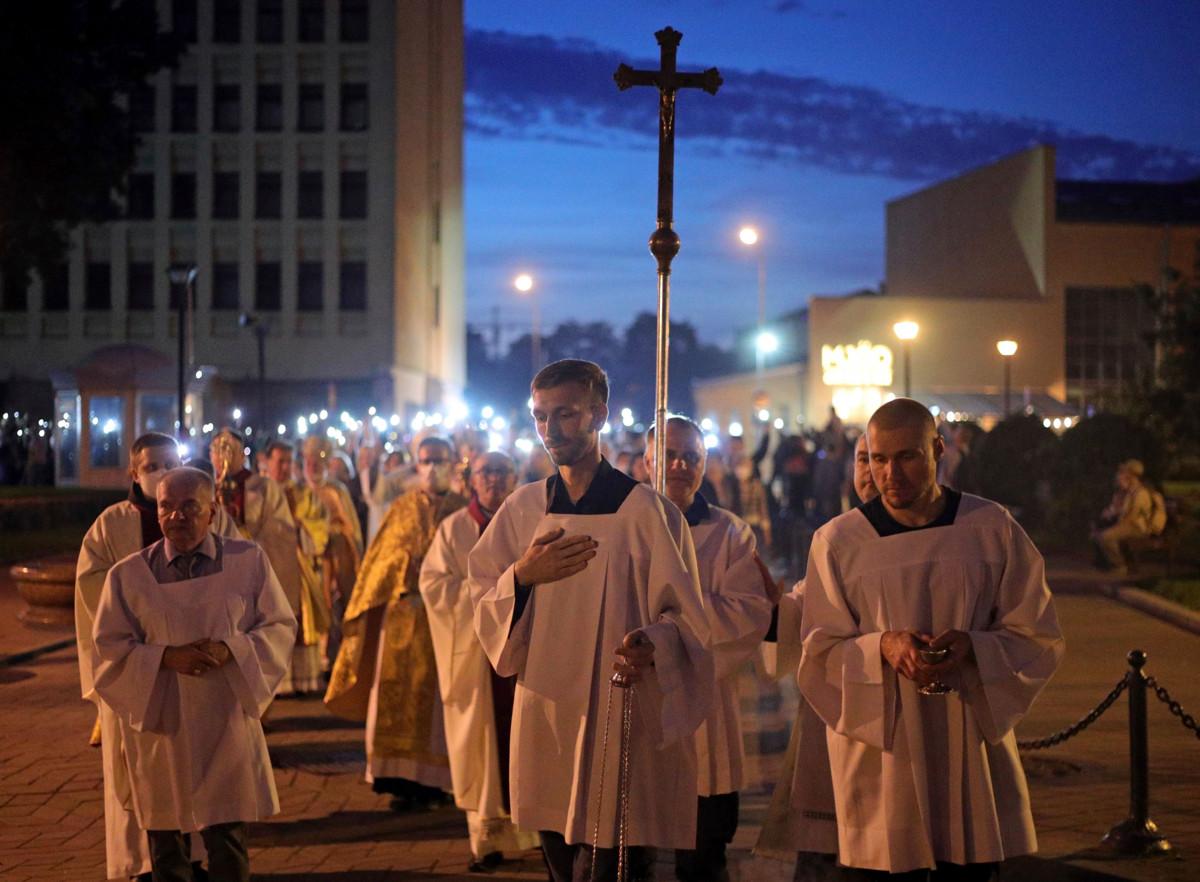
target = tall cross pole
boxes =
[615,28,721,494]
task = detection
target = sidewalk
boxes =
[1,582,1197,880]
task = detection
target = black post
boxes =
[177,285,186,437]
[255,324,267,432]
[1003,358,1011,417]
[1102,649,1172,854]
[903,342,912,398]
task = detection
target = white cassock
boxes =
[420,507,539,857]
[689,501,773,798]
[799,493,1065,872]
[92,537,297,832]
[468,481,714,850]
[75,500,240,879]
[755,583,839,859]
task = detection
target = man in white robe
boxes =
[757,434,878,868]
[75,433,240,881]
[799,399,1065,880]
[420,450,539,870]
[92,467,296,882]
[469,359,714,882]
[643,417,774,882]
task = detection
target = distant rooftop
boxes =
[1056,178,1200,224]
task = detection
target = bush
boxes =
[972,414,1059,529]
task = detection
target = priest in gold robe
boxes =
[325,435,466,810]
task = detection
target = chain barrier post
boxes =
[1102,650,1173,855]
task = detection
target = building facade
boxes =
[0,0,464,439]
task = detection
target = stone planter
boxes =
[11,553,77,629]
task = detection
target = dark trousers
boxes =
[539,830,656,882]
[675,792,739,882]
[839,862,998,882]
[147,823,249,882]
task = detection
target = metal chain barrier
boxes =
[1145,676,1200,741]
[1017,673,1129,751]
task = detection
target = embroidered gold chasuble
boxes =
[325,488,466,763]
[281,481,332,644]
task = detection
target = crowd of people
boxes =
[74,358,1065,882]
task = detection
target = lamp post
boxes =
[167,264,198,439]
[239,312,269,431]
[513,273,540,373]
[892,320,919,398]
[738,226,767,374]
[996,339,1018,418]
[755,329,779,374]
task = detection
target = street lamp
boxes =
[738,226,767,373]
[166,264,198,439]
[892,320,919,398]
[239,312,269,431]
[513,273,540,373]
[996,339,1018,418]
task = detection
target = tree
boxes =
[0,1,183,283]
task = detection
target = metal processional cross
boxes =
[614,27,721,495]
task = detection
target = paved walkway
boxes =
[1,571,1198,880]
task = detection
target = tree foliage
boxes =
[0,1,182,281]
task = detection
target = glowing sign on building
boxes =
[821,341,893,387]
[821,340,894,421]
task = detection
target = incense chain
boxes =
[589,679,636,882]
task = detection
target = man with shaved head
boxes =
[92,467,297,882]
[798,398,1065,880]
[420,450,539,869]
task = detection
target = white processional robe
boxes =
[689,502,773,797]
[755,583,839,858]
[93,538,297,832]
[798,494,1065,872]
[75,500,240,879]
[468,482,714,850]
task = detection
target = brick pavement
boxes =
[2,578,1199,881]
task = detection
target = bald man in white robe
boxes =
[799,399,1064,880]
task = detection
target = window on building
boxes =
[127,262,155,311]
[340,83,368,131]
[170,173,196,219]
[255,172,281,218]
[256,0,283,43]
[171,85,197,132]
[212,172,239,219]
[339,171,366,219]
[212,263,239,310]
[298,171,323,218]
[130,84,156,133]
[339,261,366,311]
[256,262,282,311]
[1064,286,1154,407]
[298,261,323,311]
[85,263,111,310]
[298,0,325,41]
[41,264,70,311]
[172,0,197,42]
[127,173,155,220]
[1,267,28,312]
[340,0,369,42]
[298,84,324,131]
[213,0,241,43]
[256,84,282,131]
[213,84,240,132]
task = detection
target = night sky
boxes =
[462,0,1200,352]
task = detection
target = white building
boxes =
[0,0,463,464]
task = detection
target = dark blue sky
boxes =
[463,1,1200,350]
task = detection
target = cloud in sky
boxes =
[465,28,1200,183]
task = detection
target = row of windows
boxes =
[173,0,369,45]
[127,170,367,220]
[1,263,367,313]
[131,82,367,134]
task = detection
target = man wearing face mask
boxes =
[326,436,467,811]
[420,451,540,871]
[75,433,240,882]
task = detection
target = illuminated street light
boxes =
[738,226,759,246]
[513,273,540,371]
[892,321,919,397]
[996,339,1018,417]
[739,226,768,374]
[513,273,533,293]
[755,330,779,354]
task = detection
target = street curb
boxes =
[1113,586,1200,637]
[0,637,75,668]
